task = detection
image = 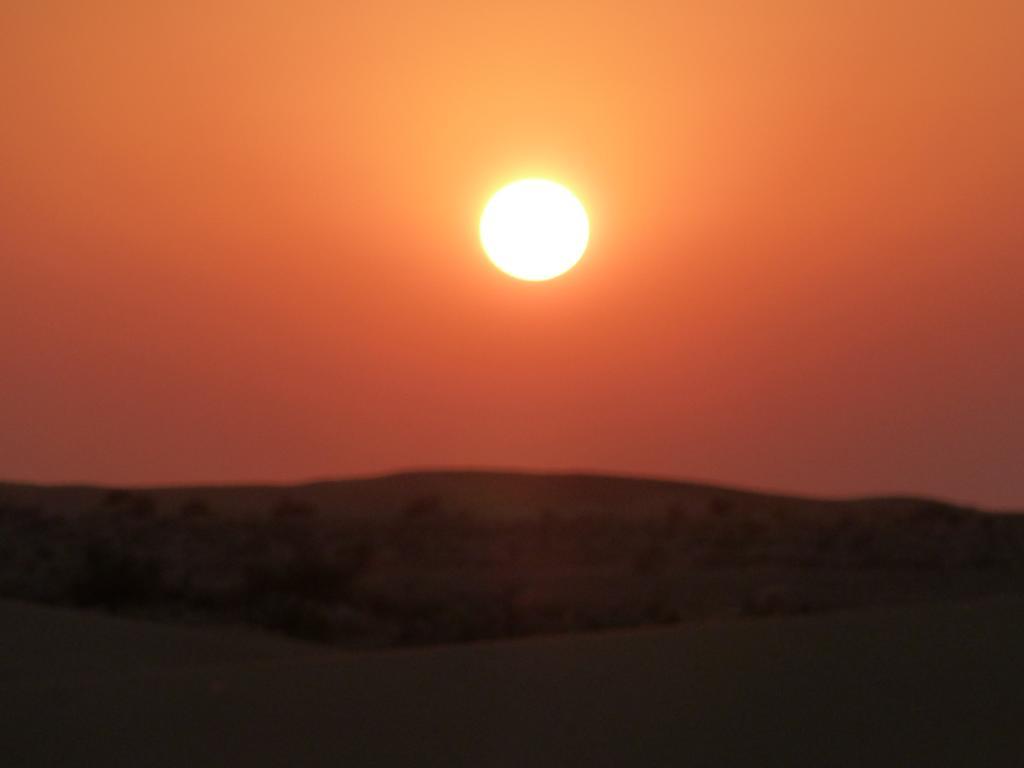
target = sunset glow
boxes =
[1,2,1022,506]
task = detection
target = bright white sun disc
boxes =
[480,179,589,281]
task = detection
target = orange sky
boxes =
[2,1,1022,506]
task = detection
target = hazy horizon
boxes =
[3,465,1021,513]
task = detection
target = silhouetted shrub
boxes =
[742,583,824,617]
[101,493,155,524]
[180,499,211,519]
[244,543,369,605]
[709,496,734,516]
[271,498,316,520]
[393,597,513,646]
[70,542,163,608]
[253,595,335,643]
[102,491,156,520]
[104,490,133,506]
[400,496,445,524]
[632,543,668,575]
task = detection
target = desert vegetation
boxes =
[1,473,1022,648]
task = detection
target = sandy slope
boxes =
[2,598,1023,767]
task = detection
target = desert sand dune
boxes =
[3,596,1023,767]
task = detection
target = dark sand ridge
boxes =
[3,596,1023,767]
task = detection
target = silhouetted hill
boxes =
[1,470,1022,647]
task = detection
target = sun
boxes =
[480,179,590,281]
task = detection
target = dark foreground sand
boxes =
[2,598,1023,767]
